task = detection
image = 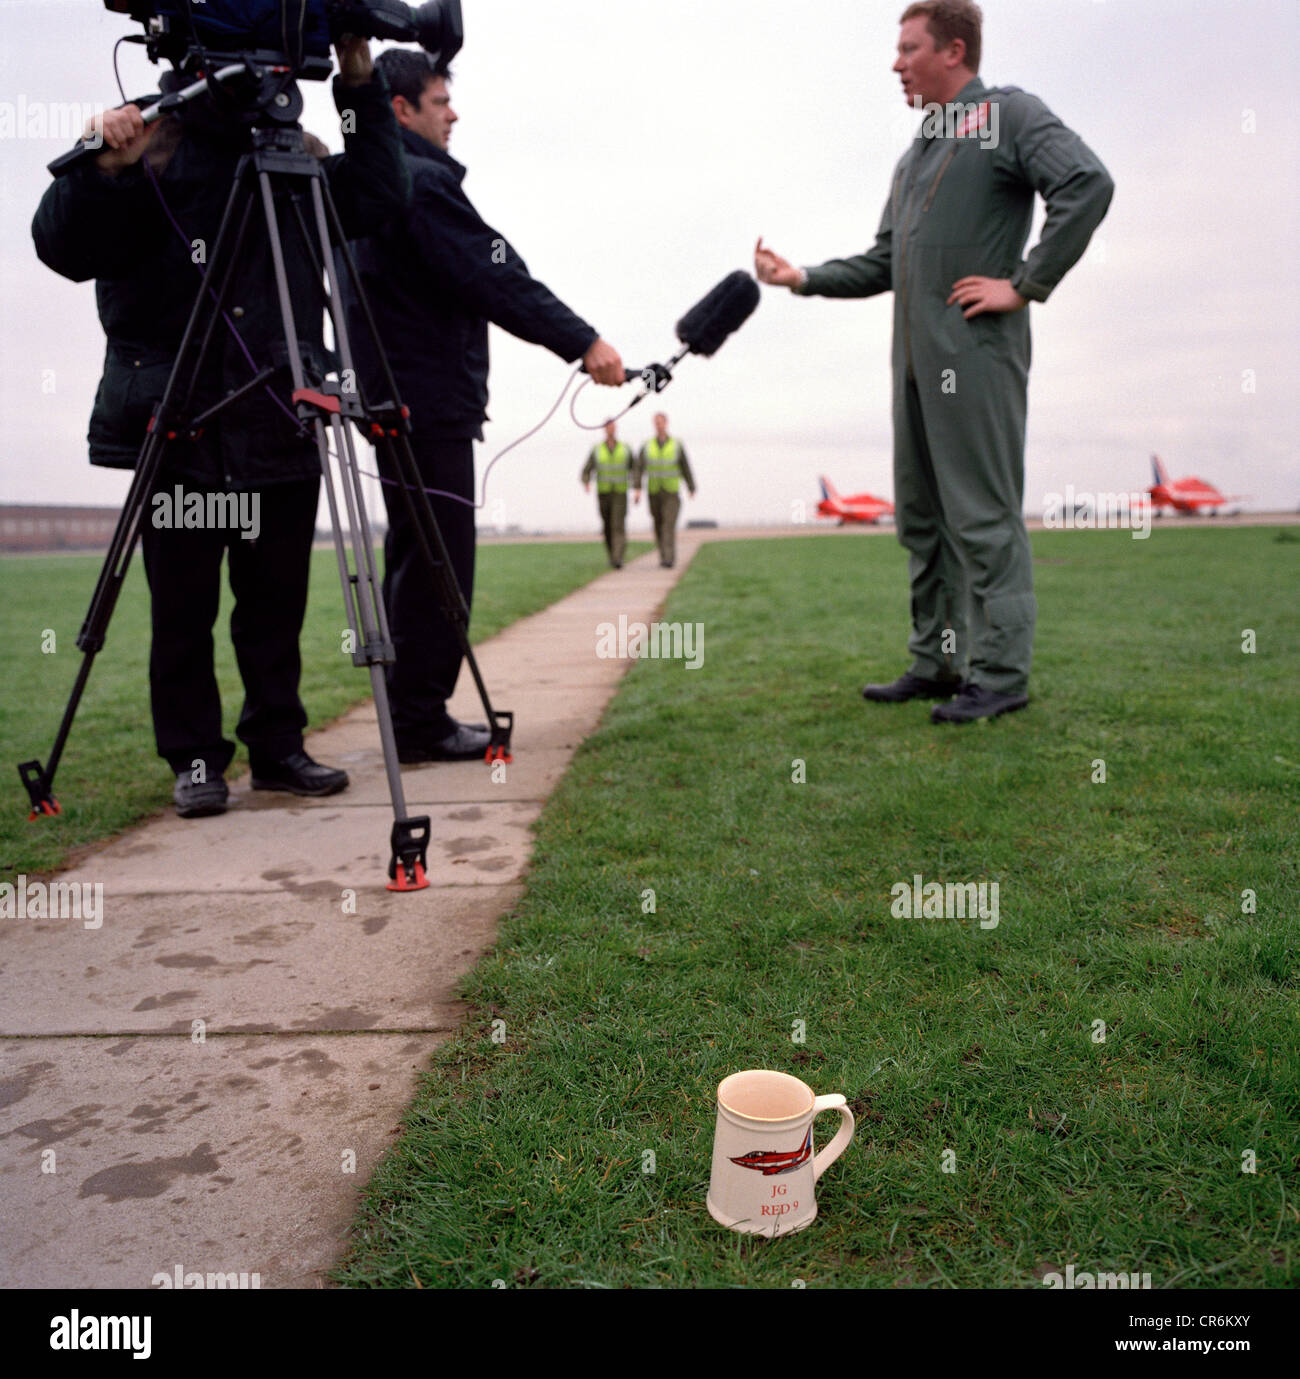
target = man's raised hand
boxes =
[755,237,802,289]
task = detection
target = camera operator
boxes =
[344,49,626,764]
[32,38,411,818]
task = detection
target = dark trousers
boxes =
[378,434,476,742]
[598,490,628,567]
[649,489,681,566]
[139,478,319,777]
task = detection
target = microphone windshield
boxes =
[675,270,761,357]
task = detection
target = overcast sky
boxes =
[2,0,1297,533]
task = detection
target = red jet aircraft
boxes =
[1147,455,1242,516]
[817,477,894,525]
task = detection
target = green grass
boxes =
[0,540,648,877]
[336,527,1299,1289]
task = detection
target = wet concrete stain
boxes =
[155,953,274,973]
[0,1062,56,1110]
[362,916,387,936]
[232,925,308,948]
[78,1142,222,1203]
[5,1105,105,1148]
[448,807,484,822]
[280,1050,344,1078]
[443,836,496,855]
[257,871,347,901]
[133,991,199,1012]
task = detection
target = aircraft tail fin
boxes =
[1151,454,1170,487]
[819,476,840,504]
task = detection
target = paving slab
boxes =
[36,800,538,897]
[0,537,702,1288]
[0,885,519,1037]
[0,1034,444,1290]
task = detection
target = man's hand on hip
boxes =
[948,277,1027,319]
[583,338,625,387]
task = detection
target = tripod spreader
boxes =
[488,711,515,766]
[388,816,432,893]
[18,761,61,821]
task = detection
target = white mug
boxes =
[707,1069,855,1237]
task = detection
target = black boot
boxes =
[251,751,349,796]
[862,670,963,703]
[931,684,1029,724]
[173,772,229,819]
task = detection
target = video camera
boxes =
[104,0,464,74]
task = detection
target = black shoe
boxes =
[251,751,349,796]
[862,670,964,703]
[397,722,492,764]
[174,772,229,819]
[931,683,1029,724]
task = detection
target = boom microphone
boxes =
[580,269,761,417]
[675,270,762,357]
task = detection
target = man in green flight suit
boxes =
[582,420,634,569]
[756,0,1113,723]
[634,413,697,569]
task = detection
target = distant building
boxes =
[0,505,119,553]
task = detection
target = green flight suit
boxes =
[799,77,1113,694]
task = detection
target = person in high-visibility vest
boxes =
[582,421,634,568]
[634,413,697,569]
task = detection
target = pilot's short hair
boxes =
[899,0,983,73]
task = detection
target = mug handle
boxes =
[811,1094,855,1181]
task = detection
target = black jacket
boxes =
[32,75,410,489]
[346,128,598,441]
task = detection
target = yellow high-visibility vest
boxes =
[643,437,681,495]
[594,442,630,494]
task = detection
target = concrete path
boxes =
[0,536,701,1289]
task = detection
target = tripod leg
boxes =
[261,163,432,890]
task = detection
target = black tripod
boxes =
[19,66,513,892]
